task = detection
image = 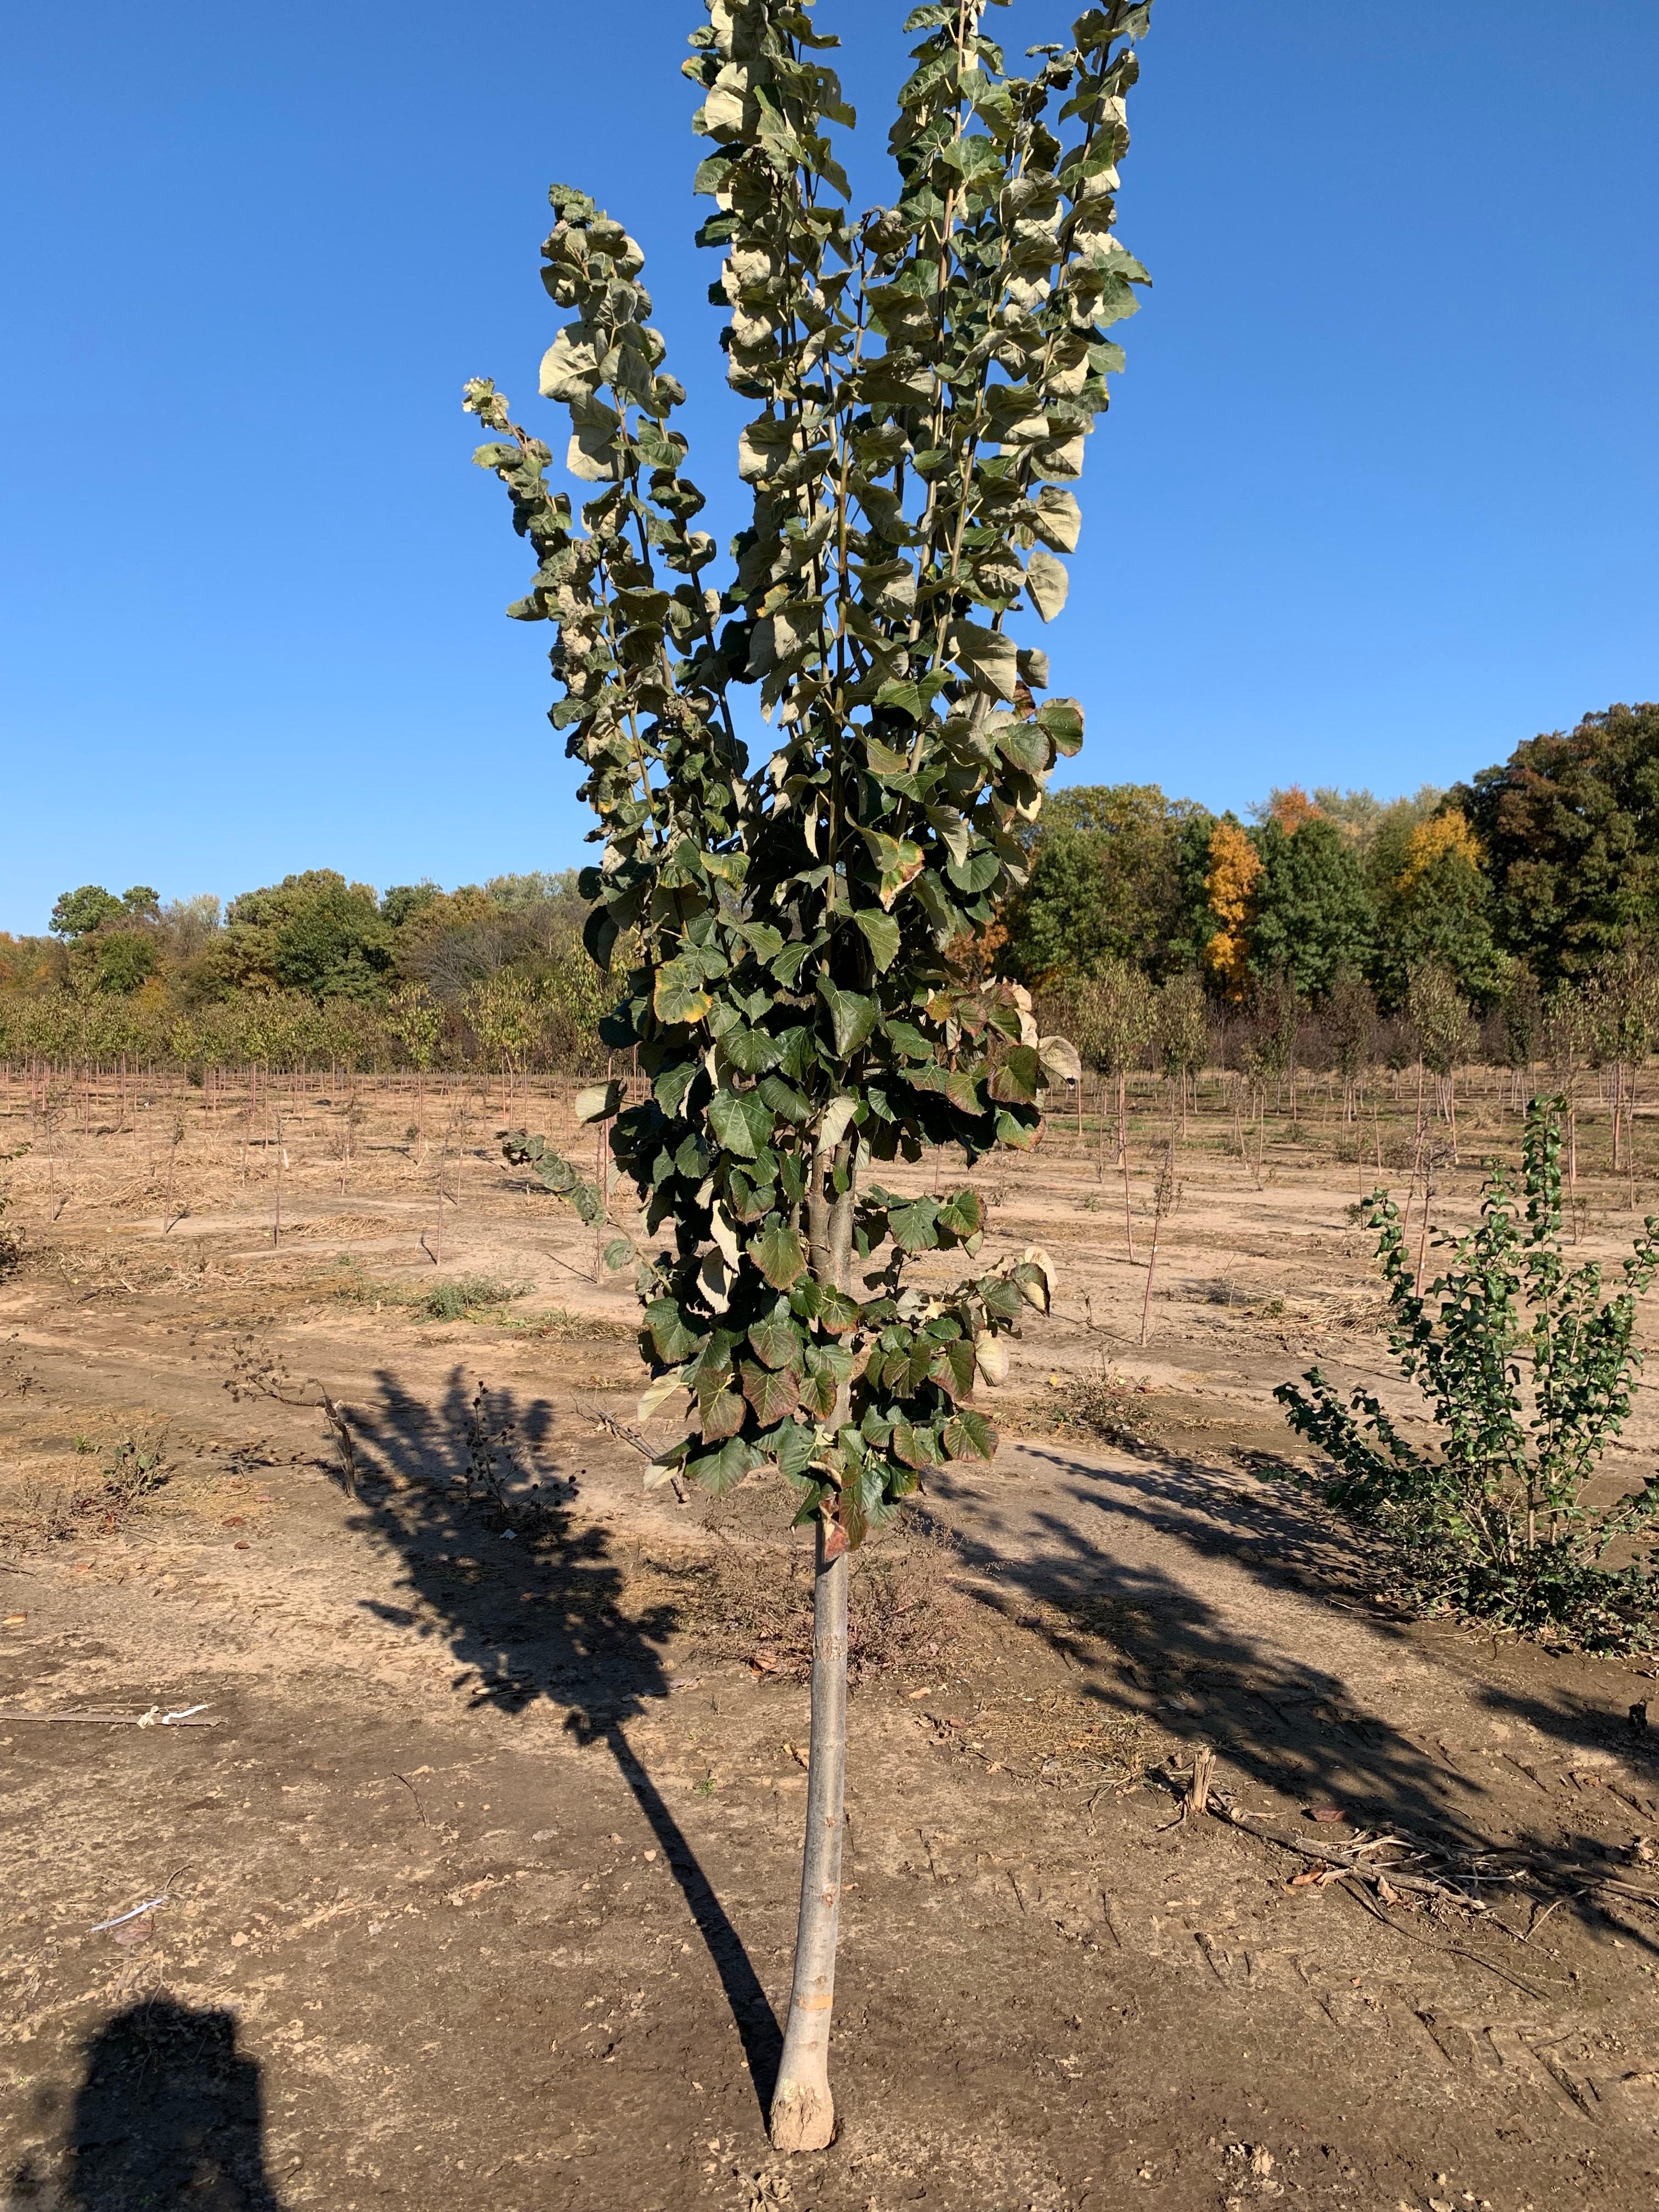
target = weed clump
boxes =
[420,1275,530,1321]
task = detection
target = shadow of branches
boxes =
[335,1365,783,2113]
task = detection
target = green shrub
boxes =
[1276,1097,1659,1650]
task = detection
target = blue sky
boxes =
[2,0,1655,933]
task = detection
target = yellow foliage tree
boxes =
[1396,809,1483,895]
[1203,821,1263,997]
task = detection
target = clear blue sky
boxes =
[3,1,1655,933]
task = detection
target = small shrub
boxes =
[1276,1097,1659,1650]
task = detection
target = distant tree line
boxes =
[1004,698,1659,1068]
[0,869,613,1077]
[5,701,1657,1083]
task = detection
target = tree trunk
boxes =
[769,1511,849,2152]
[772,1125,857,2152]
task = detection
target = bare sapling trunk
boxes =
[772,1132,856,2153]
[770,1510,849,2152]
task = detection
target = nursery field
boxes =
[6,1069,1659,2210]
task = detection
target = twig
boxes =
[394,1773,429,1825]
[309,1381,358,1498]
[580,1401,689,1504]
[1336,1874,1551,2000]
[1211,1799,1487,1908]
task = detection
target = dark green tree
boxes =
[1453,702,1659,984]
[1006,782,1214,979]
[1247,816,1373,996]
[49,885,123,939]
[216,871,395,1002]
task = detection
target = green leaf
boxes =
[853,910,902,973]
[707,1087,762,1160]
[988,1045,1041,1104]
[943,1407,997,1462]
[653,1060,698,1115]
[687,1437,755,1496]
[771,1419,820,1481]
[741,1358,802,1426]
[819,980,879,1059]
[857,828,926,910]
[751,1217,808,1290]
[699,1387,747,1443]
[944,846,1000,895]
[887,1195,941,1253]
[723,1025,779,1075]
[1031,486,1082,553]
[574,1080,623,1123]
[749,1307,803,1371]
[645,1298,701,1363]
[601,1235,634,1272]
[758,1073,812,1124]
[655,972,714,1026]
[890,1418,939,1471]
[1035,698,1084,757]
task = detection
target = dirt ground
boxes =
[6,1069,1659,2210]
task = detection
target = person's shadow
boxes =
[343,1365,785,2114]
[9,1999,281,2208]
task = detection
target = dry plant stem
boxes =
[769,1510,849,2155]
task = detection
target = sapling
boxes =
[1277,1098,1659,1651]
[464,0,1153,2147]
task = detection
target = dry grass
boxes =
[0,1430,171,1548]
[643,1514,967,1685]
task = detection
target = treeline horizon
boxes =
[4,699,1658,1081]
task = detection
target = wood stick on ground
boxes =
[1207,1797,1488,1908]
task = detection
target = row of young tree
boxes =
[1005,699,1659,1010]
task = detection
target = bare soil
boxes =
[5,1069,1659,2210]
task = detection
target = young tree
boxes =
[1153,970,1207,1127]
[1071,956,1154,1173]
[1324,962,1375,1121]
[463,0,1153,2149]
[386,982,443,1135]
[1407,958,1473,1161]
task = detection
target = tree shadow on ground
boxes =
[928,1440,1659,1954]
[8,1997,281,2209]
[341,1364,783,2115]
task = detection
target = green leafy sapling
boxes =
[1277,1098,1659,1650]
[464,0,1153,2148]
